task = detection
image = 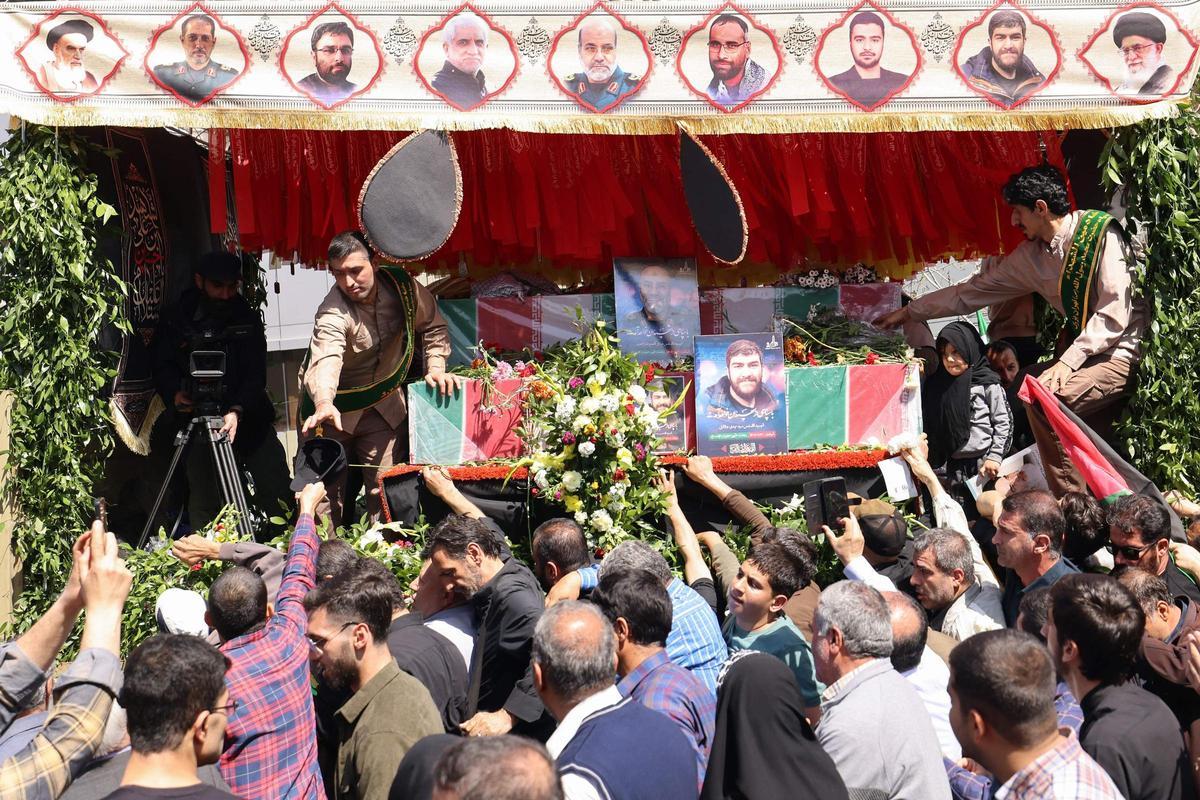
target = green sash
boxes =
[298,265,418,420]
[1058,210,1116,343]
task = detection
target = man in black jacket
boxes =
[152,252,289,529]
[424,514,551,739]
[1047,574,1195,800]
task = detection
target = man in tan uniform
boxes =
[301,231,459,525]
[878,166,1145,496]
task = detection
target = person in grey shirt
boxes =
[811,580,951,799]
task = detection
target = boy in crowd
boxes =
[723,537,823,720]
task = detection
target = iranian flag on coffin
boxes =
[786,364,921,450]
[408,379,525,465]
[533,294,615,351]
[699,285,897,334]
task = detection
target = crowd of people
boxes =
[1,162,1196,800]
[5,436,1200,800]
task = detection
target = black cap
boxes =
[1113,11,1167,46]
[196,252,242,282]
[290,437,347,493]
[46,19,95,50]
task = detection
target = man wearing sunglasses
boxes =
[1108,493,1200,605]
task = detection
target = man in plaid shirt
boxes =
[208,483,327,799]
[590,569,716,789]
[0,521,133,800]
[948,629,1121,800]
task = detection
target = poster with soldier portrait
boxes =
[954,2,1061,109]
[145,4,246,105]
[280,3,381,109]
[815,2,921,111]
[548,3,651,113]
[1079,4,1198,101]
[676,5,781,112]
[414,5,519,111]
[17,10,126,100]
[695,333,787,457]
[613,258,701,364]
[648,372,694,454]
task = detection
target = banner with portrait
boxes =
[0,0,1197,132]
[695,333,787,457]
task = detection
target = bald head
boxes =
[532,600,617,707]
[577,17,617,46]
[433,736,563,800]
[884,591,928,673]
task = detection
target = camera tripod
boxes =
[137,413,255,549]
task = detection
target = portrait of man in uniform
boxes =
[298,21,357,105]
[561,16,642,112]
[1113,11,1174,96]
[151,14,239,103]
[701,338,780,417]
[827,11,911,110]
[431,11,489,109]
[960,9,1046,108]
[36,19,99,96]
[706,14,767,107]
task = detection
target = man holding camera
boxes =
[300,231,458,527]
[152,251,290,531]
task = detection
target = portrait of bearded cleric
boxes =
[20,11,127,100]
[1079,5,1196,102]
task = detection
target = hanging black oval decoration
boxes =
[679,131,748,265]
[357,130,462,262]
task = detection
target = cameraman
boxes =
[152,252,289,533]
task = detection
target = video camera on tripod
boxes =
[138,324,258,548]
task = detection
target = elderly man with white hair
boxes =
[811,580,951,799]
[37,19,99,95]
[432,11,489,109]
[1113,10,1175,96]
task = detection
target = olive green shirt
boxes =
[334,659,443,800]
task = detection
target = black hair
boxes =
[311,21,354,52]
[1002,490,1067,554]
[1109,493,1172,544]
[849,11,885,34]
[424,514,504,560]
[746,539,806,599]
[988,9,1027,37]
[303,564,395,640]
[434,736,563,800]
[207,566,267,641]
[1017,587,1051,641]
[1002,166,1072,217]
[589,569,672,647]
[317,538,359,582]
[532,518,591,575]
[986,339,1019,361]
[1059,491,1109,559]
[120,634,228,754]
[327,230,372,264]
[758,527,817,590]
[351,557,407,611]
[1113,565,1173,616]
[949,629,1058,747]
[1050,573,1144,685]
[710,14,749,35]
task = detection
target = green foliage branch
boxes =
[0,125,128,639]
[1100,99,1200,490]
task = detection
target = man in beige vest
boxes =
[301,231,458,526]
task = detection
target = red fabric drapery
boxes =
[212,128,1067,278]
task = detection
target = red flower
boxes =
[190,563,203,571]
[624,403,636,416]
[470,358,485,369]
[865,352,879,365]
[518,363,537,378]
[807,352,819,366]
[594,546,607,559]
[644,364,657,382]
[614,468,626,481]
[531,487,540,496]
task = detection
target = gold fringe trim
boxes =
[4,97,1186,134]
[110,392,164,457]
